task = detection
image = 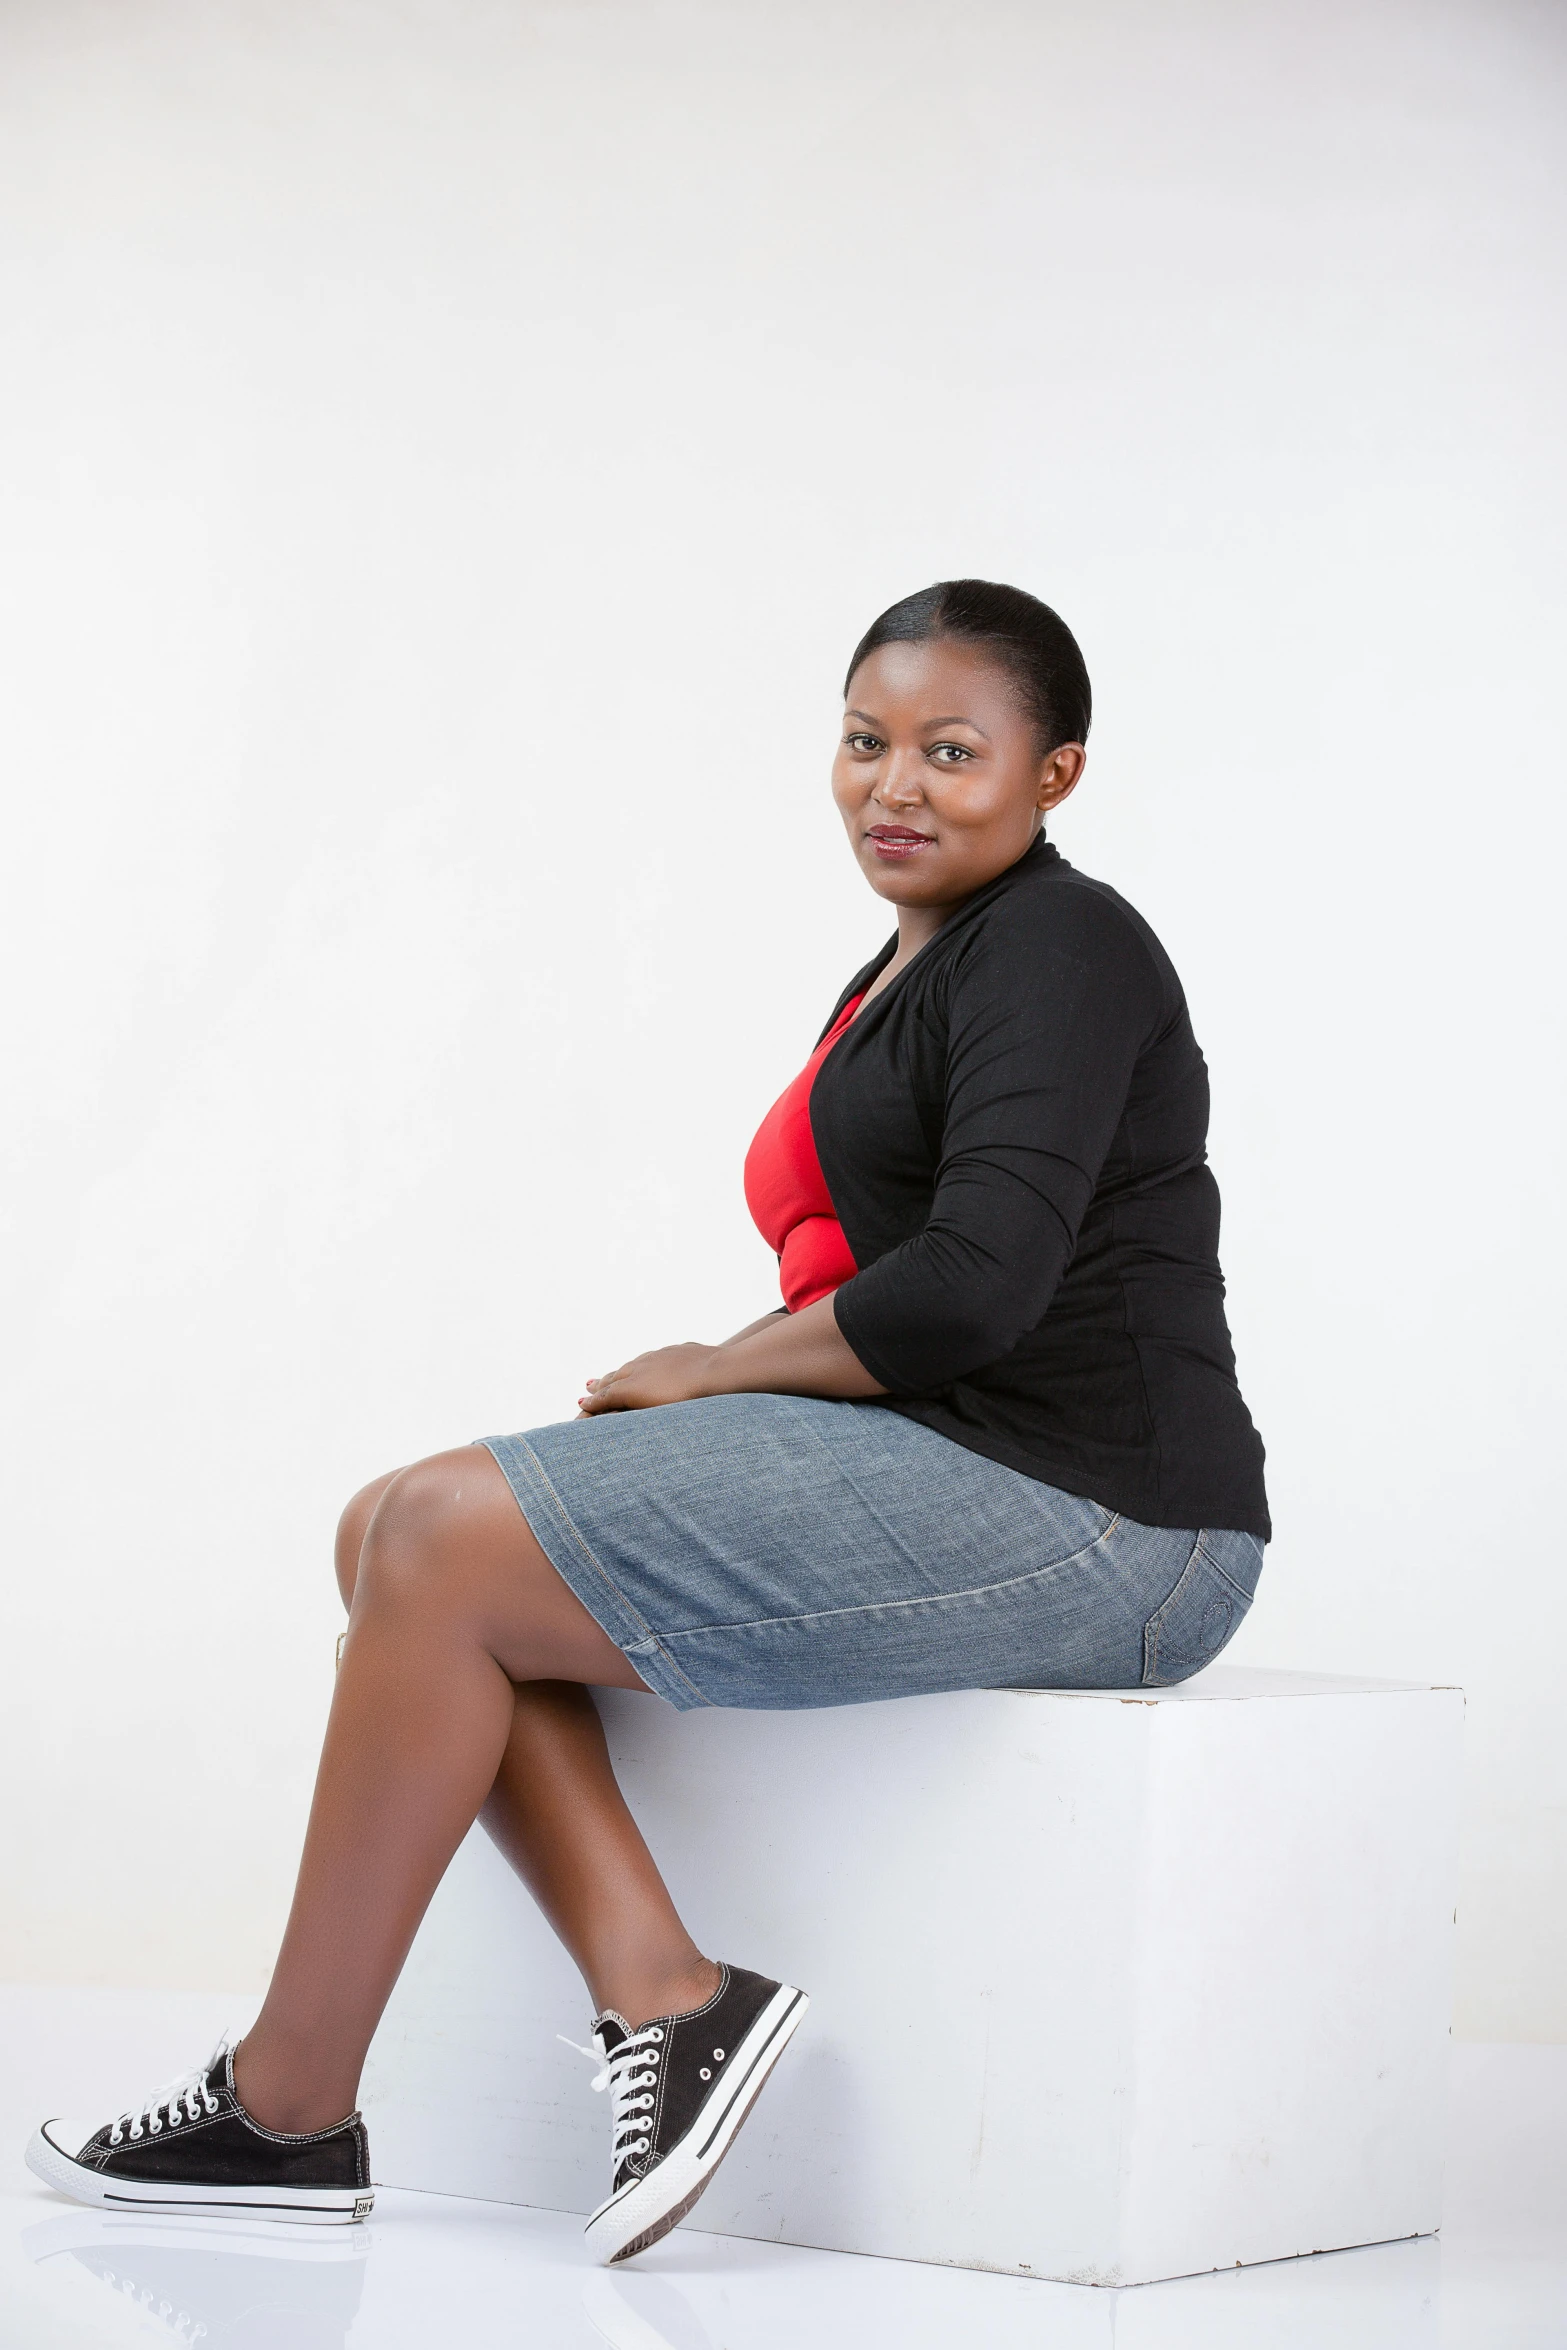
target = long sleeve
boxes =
[831,892,1165,1394]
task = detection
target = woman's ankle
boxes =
[608,1954,724,2031]
[231,2033,361,2136]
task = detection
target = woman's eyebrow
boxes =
[843,708,992,741]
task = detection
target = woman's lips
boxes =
[866,824,936,860]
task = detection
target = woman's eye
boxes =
[844,733,883,753]
[928,742,973,764]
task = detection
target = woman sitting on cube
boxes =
[29,579,1268,2264]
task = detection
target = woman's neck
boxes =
[894,902,952,965]
[858,902,958,1010]
[871,831,1043,1002]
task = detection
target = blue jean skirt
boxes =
[481,1394,1264,1713]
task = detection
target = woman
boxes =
[28,580,1268,2265]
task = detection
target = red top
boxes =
[743,995,864,1312]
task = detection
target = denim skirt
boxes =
[481,1394,1264,1713]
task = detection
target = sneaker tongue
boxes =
[592,2009,632,2056]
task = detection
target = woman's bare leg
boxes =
[332,1474,716,2032]
[233,1447,716,2133]
[476,1681,717,2027]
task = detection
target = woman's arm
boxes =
[827,892,1165,1394]
[582,898,1161,1418]
[578,1294,886,1416]
[718,1308,789,1346]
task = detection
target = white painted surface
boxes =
[10,1984,1562,2348]
[1,0,1563,2044]
[358,1668,1462,2284]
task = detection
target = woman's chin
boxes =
[860,857,951,906]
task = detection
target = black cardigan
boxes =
[818,836,1270,1538]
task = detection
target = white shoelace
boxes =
[559,2022,666,2168]
[107,2042,227,2147]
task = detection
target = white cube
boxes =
[361,1665,1461,2285]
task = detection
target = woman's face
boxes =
[832,637,1085,915]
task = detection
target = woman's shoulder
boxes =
[964,849,1176,987]
[916,855,1181,1053]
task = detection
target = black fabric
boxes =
[611,1964,780,2190]
[79,2050,369,2191]
[816,836,1270,1538]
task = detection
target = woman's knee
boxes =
[334,1470,402,1609]
[351,1448,503,1615]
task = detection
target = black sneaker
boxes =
[566,1962,808,2265]
[25,2040,374,2226]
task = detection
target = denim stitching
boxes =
[1143,1541,1201,1684]
[500,1440,652,1630]
[1192,1531,1257,1605]
[501,1440,713,1711]
[1143,1534,1253,1685]
[659,1513,1126,1643]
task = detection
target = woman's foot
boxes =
[25,2040,374,2226]
[566,1962,808,2264]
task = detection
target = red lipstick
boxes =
[866,824,935,861]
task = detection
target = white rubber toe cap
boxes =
[37,2119,97,2162]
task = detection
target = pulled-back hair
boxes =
[844,580,1091,753]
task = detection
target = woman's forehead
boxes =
[845,638,1029,728]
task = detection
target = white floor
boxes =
[1,1989,1562,2349]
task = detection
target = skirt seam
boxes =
[482,1434,715,1710]
[660,1512,1126,1643]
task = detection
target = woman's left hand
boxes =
[578,1344,721,1416]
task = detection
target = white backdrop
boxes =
[1,0,1562,2039]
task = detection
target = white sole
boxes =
[584,1983,808,2266]
[25,2126,373,2226]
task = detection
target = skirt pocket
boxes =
[1141,1531,1263,1687]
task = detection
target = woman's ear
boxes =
[1037,742,1087,814]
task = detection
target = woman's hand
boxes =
[576,1295,887,1418]
[578,1344,721,1415]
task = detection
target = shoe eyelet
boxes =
[713,2048,725,2061]
[699,2067,711,2081]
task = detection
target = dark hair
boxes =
[844,579,1091,752]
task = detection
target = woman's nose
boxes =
[874,750,926,806]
